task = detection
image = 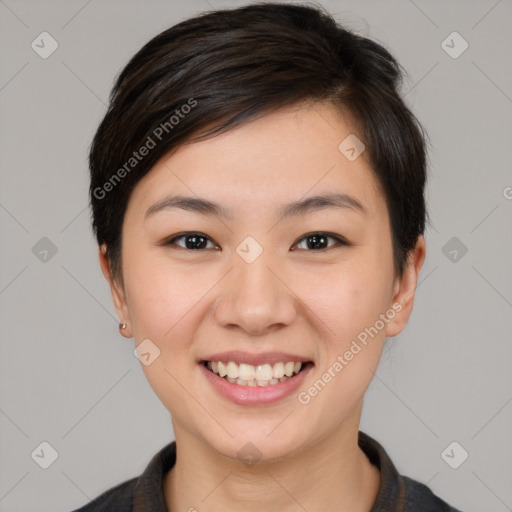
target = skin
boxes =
[99,101,426,512]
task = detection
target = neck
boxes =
[164,420,380,512]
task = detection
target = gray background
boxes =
[1,0,511,511]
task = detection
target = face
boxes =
[100,102,425,462]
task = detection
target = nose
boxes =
[213,251,297,336]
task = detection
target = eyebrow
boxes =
[279,193,366,218]
[144,192,367,221]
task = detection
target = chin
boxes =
[200,422,309,465]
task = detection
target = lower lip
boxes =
[199,362,313,406]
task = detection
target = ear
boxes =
[385,235,426,338]
[98,244,133,338]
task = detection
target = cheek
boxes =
[294,260,391,419]
[123,248,206,340]
[123,254,210,414]
[299,256,392,345]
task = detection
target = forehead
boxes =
[126,102,386,221]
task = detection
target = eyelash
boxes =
[162,231,349,252]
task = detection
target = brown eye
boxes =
[165,232,218,250]
[292,232,347,251]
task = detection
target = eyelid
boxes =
[163,232,220,250]
[292,232,348,251]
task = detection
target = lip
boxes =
[199,359,314,406]
[200,351,311,366]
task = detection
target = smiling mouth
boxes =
[202,360,312,387]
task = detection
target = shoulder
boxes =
[401,475,463,512]
[69,441,176,512]
[70,477,137,512]
[358,431,463,512]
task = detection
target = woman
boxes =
[76,2,462,511]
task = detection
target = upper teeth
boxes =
[206,361,303,384]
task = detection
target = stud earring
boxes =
[119,322,127,330]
